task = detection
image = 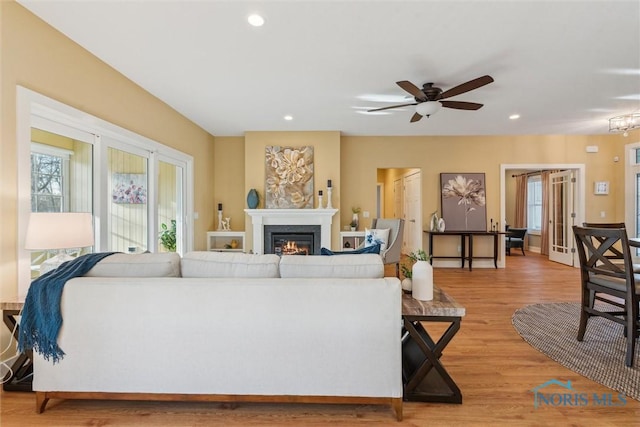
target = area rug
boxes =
[512,302,639,401]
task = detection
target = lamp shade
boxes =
[25,212,94,250]
[415,101,442,117]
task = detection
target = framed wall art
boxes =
[265,145,314,209]
[440,173,487,231]
[111,173,147,204]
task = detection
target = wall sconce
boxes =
[609,113,640,137]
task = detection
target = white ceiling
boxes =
[18,0,640,137]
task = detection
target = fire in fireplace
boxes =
[264,225,321,255]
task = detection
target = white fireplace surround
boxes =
[245,209,338,254]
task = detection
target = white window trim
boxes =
[17,86,194,298]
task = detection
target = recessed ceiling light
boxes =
[284,115,293,121]
[248,14,264,27]
[509,114,520,120]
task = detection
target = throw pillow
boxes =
[320,244,381,255]
[364,228,390,252]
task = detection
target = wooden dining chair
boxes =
[572,225,640,367]
[582,222,640,273]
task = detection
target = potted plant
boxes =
[350,219,358,231]
[401,250,430,293]
[159,220,177,252]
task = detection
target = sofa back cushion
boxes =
[84,252,181,277]
[181,251,281,278]
[279,254,384,278]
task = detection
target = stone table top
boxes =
[0,301,25,311]
[402,287,465,318]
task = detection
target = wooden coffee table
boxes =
[401,288,465,403]
[1,301,32,392]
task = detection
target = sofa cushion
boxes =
[84,252,181,277]
[181,251,280,278]
[279,254,384,278]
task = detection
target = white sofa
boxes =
[33,252,403,420]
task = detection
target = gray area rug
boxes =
[512,302,639,401]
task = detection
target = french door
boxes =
[548,170,576,266]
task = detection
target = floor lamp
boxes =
[24,212,94,275]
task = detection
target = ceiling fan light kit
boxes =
[416,102,441,118]
[368,75,494,123]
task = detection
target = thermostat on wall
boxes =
[594,181,609,195]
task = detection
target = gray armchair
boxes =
[371,218,405,277]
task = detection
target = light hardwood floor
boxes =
[1,252,638,426]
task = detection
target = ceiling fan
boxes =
[368,75,494,122]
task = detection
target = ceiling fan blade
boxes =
[410,112,423,122]
[440,75,494,100]
[396,81,427,101]
[367,102,417,112]
[440,100,484,110]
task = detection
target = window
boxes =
[30,143,71,213]
[527,175,542,232]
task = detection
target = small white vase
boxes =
[401,278,412,292]
[437,217,446,232]
[412,260,433,301]
[430,212,439,231]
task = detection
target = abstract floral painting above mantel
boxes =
[441,173,487,231]
[265,146,314,209]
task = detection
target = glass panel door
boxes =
[548,170,575,266]
[107,147,148,253]
[30,128,93,276]
[158,160,184,253]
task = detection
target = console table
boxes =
[402,288,465,403]
[425,231,505,271]
[1,301,32,392]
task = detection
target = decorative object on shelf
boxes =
[430,211,440,232]
[217,204,224,231]
[265,145,314,209]
[317,190,324,209]
[344,241,351,249]
[437,217,446,232]
[247,188,260,209]
[222,218,231,230]
[351,207,361,230]
[441,173,486,231]
[159,220,177,252]
[326,180,333,209]
[230,239,239,249]
[402,249,432,301]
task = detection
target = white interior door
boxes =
[548,170,575,266]
[403,171,422,254]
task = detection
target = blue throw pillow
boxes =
[321,244,381,255]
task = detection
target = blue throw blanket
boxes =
[18,252,116,363]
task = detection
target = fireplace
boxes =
[264,225,321,255]
[245,209,338,254]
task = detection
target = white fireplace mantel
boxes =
[245,209,338,254]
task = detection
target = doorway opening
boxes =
[501,163,585,267]
[377,168,422,255]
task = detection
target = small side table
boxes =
[1,301,33,392]
[401,289,465,403]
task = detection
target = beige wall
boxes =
[0,1,215,306]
